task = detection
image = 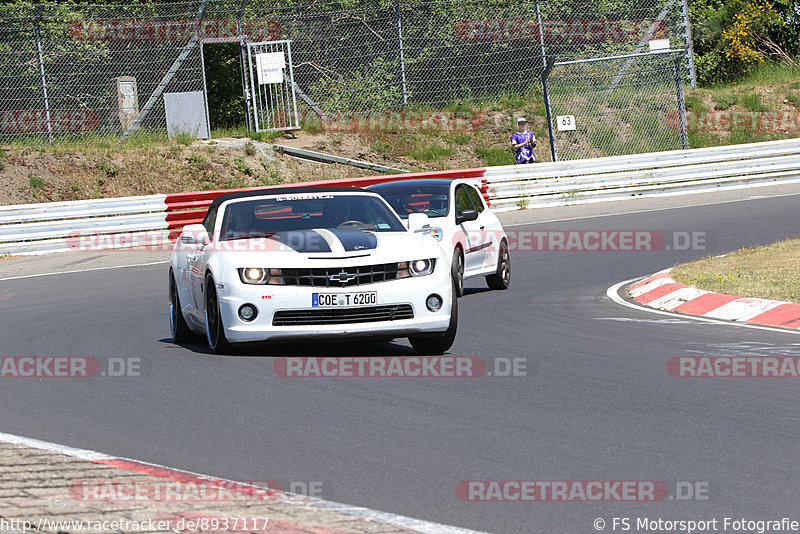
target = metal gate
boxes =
[541,49,689,162]
[246,40,300,132]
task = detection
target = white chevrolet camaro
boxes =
[169,186,457,354]
[368,178,510,297]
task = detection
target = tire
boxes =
[486,239,510,290]
[204,274,232,354]
[451,247,465,298]
[169,270,191,343]
[409,289,458,355]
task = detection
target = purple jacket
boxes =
[510,131,536,163]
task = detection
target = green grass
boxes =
[403,142,455,161]
[688,131,724,148]
[671,239,800,302]
[209,125,285,142]
[232,157,254,176]
[244,141,256,156]
[187,153,209,168]
[476,146,514,166]
[174,132,196,146]
[589,126,616,150]
[259,168,283,186]
[684,95,708,112]
[738,62,800,86]
[97,160,118,177]
[371,139,391,157]
[452,133,472,145]
[741,93,768,112]
[713,94,739,110]
[249,130,285,142]
[29,176,45,188]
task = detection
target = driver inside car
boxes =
[221,205,257,240]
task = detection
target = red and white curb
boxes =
[625,269,800,330]
[0,431,490,534]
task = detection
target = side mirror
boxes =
[408,212,431,232]
[456,209,479,225]
[180,224,211,246]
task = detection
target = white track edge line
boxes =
[606,278,800,336]
[0,431,490,534]
[0,260,169,282]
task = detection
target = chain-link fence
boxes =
[0,0,695,147]
[545,51,689,161]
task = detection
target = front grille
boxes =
[282,263,400,287]
[273,304,414,326]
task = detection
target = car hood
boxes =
[213,228,442,266]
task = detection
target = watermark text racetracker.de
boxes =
[69,479,324,502]
[1,356,140,378]
[1,516,272,534]
[667,356,800,378]
[463,230,708,253]
[273,356,528,378]
[64,229,708,254]
[456,480,710,502]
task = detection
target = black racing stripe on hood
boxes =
[272,230,331,253]
[327,228,378,252]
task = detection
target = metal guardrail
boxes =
[485,138,800,209]
[0,169,485,256]
[0,195,170,256]
[2,139,798,255]
[271,144,408,174]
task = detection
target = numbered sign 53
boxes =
[556,115,576,131]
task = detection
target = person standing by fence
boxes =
[510,117,536,164]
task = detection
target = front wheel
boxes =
[169,270,191,343]
[409,290,458,355]
[204,274,232,354]
[486,239,510,290]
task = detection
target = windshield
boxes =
[371,184,450,220]
[218,193,406,240]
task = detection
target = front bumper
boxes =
[217,275,452,343]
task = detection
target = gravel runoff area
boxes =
[0,438,433,534]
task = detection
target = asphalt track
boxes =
[2,188,800,533]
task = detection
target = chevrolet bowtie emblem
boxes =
[329,271,356,283]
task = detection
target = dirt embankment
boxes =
[0,109,526,206]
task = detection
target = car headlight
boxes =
[238,268,283,285]
[397,259,435,278]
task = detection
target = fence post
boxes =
[680,0,698,87]
[237,0,253,134]
[33,5,53,144]
[541,57,557,162]
[535,0,546,73]
[395,0,408,107]
[674,56,689,150]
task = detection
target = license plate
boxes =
[312,292,377,307]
